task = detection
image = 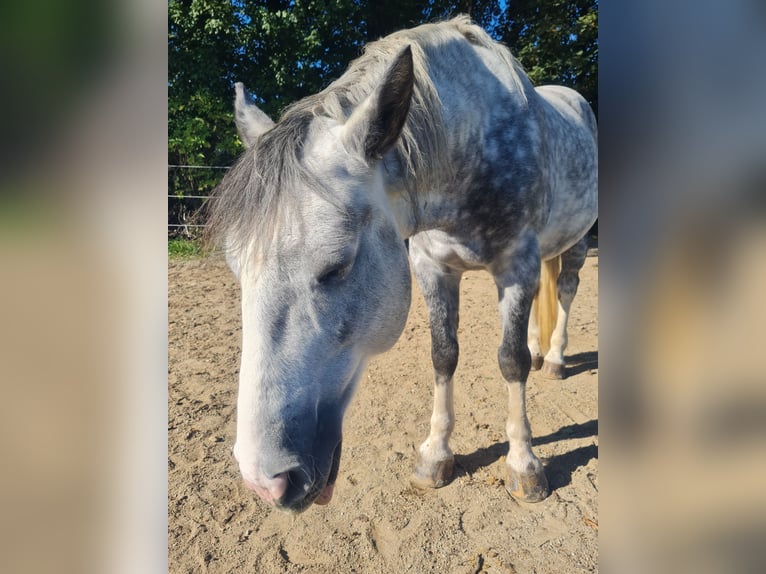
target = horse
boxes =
[208,16,597,513]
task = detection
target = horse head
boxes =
[219,47,414,512]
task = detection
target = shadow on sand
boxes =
[564,351,598,377]
[453,419,598,491]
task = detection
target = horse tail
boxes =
[535,256,561,357]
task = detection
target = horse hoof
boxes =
[541,360,566,379]
[531,354,544,371]
[410,456,454,489]
[506,464,550,502]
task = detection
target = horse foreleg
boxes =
[542,237,588,379]
[409,248,461,489]
[495,237,550,502]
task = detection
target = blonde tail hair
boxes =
[534,256,561,357]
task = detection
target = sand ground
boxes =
[168,250,598,573]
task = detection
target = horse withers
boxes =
[208,16,597,512]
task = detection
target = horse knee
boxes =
[431,336,458,378]
[498,344,531,382]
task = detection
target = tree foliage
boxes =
[497,0,598,116]
[168,0,598,223]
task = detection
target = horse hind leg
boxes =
[409,245,460,489]
[495,235,550,502]
[542,237,588,379]
[528,297,544,370]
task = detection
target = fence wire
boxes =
[168,165,229,235]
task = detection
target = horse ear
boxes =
[344,45,414,160]
[234,82,275,147]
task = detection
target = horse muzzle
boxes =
[239,438,343,513]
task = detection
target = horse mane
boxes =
[207,15,526,257]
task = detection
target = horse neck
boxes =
[377,97,471,239]
[380,155,463,240]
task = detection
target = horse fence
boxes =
[168,164,229,237]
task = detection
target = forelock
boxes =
[206,101,347,261]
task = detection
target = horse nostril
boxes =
[277,468,317,509]
[243,464,320,511]
[283,469,304,493]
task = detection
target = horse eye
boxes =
[317,263,350,285]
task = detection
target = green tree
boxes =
[499,0,598,115]
[168,0,244,231]
[233,1,366,119]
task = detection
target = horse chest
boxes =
[411,229,511,273]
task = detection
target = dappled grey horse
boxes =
[209,16,597,512]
